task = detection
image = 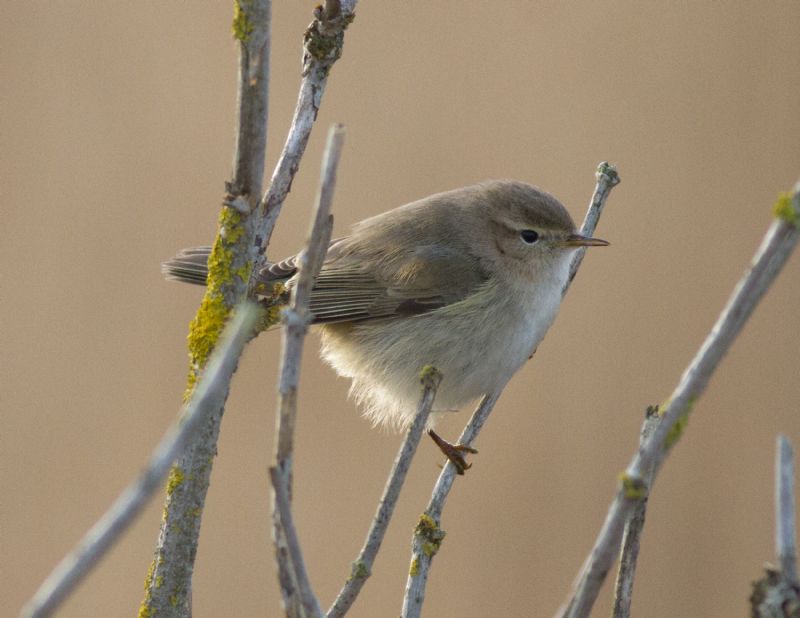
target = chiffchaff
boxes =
[164,180,607,431]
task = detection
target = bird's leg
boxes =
[427,429,478,475]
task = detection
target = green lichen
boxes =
[138,602,154,618]
[138,560,156,617]
[618,472,648,500]
[232,0,254,42]
[255,281,289,332]
[773,192,799,227]
[166,466,185,495]
[348,560,370,581]
[664,410,689,449]
[234,261,252,283]
[418,513,436,530]
[409,558,420,577]
[184,207,251,401]
[657,397,694,450]
[303,11,355,65]
[414,513,446,558]
[419,364,442,386]
[155,576,163,589]
[422,542,439,557]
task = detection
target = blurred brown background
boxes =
[3,2,799,616]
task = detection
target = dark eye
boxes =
[520,229,539,244]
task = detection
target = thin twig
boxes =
[776,435,797,583]
[253,0,357,267]
[21,304,262,618]
[271,125,345,617]
[612,406,661,618]
[400,163,620,617]
[559,182,800,618]
[271,468,323,618]
[327,368,443,618]
[749,435,800,616]
[143,3,272,614]
[567,161,621,287]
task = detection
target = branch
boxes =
[400,162,620,617]
[271,125,345,617]
[559,181,800,618]
[776,435,797,584]
[327,367,443,618]
[141,4,272,614]
[567,161,621,287]
[749,435,800,616]
[611,406,661,618]
[21,303,262,618]
[254,0,356,263]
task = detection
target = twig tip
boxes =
[419,365,443,389]
[596,161,621,186]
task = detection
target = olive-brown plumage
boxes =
[163,180,607,428]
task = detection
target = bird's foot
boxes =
[428,429,478,475]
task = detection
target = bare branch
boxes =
[21,304,262,618]
[254,0,357,263]
[559,182,800,618]
[400,163,619,616]
[327,368,443,618]
[776,435,798,584]
[612,407,661,618]
[271,125,345,617]
[230,0,272,209]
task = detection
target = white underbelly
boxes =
[319,267,568,428]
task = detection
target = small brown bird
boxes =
[164,180,607,468]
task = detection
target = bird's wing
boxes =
[259,240,489,324]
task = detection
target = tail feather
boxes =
[161,246,211,286]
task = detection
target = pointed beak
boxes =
[563,233,610,247]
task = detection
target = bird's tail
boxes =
[161,246,212,286]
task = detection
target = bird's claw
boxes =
[428,429,478,475]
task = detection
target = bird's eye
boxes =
[520,229,539,244]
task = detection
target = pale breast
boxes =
[319,257,571,428]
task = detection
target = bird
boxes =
[163,180,608,471]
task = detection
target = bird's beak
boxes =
[563,233,610,247]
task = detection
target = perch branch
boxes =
[22,304,261,618]
[559,181,800,618]
[400,163,620,617]
[271,125,344,617]
[327,368,443,618]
